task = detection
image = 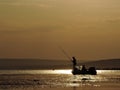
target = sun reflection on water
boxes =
[35,69,72,75]
[54,70,72,74]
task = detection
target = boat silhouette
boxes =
[58,47,97,75]
[71,57,97,75]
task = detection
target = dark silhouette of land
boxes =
[0,58,119,70]
[79,59,120,70]
[0,59,69,70]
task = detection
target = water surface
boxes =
[0,70,120,90]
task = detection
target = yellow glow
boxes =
[0,0,120,60]
[54,70,72,74]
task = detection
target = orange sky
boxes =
[0,0,120,60]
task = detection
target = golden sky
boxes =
[0,0,120,60]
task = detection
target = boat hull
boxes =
[72,67,97,75]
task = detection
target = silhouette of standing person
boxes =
[72,57,77,67]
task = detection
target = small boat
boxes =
[71,57,97,75]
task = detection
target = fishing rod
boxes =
[58,46,72,62]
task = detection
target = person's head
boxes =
[72,57,76,61]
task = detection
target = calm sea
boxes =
[0,70,120,90]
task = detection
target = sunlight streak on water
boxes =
[53,70,72,74]
[0,69,72,75]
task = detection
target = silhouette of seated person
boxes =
[81,65,87,74]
